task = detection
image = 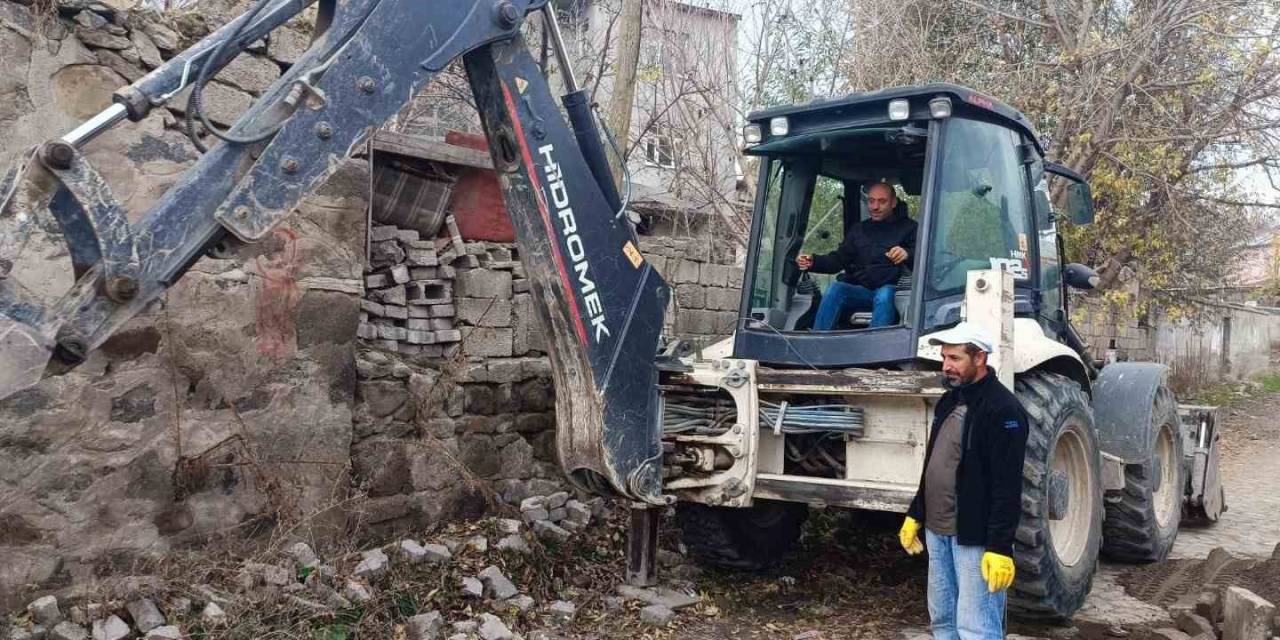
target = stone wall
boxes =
[347,227,564,537]
[0,0,361,610]
[636,233,743,343]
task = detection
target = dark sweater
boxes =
[906,371,1029,556]
[810,212,918,289]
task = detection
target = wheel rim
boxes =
[1153,423,1179,528]
[1048,423,1094,567]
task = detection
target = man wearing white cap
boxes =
[897,321,1029,639]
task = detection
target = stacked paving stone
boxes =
[518,492,600,542]
[358,224,464,356]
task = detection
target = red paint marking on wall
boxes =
[250,228,301,361]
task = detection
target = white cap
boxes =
[926,321,994,353]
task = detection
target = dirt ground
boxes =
[659,386,1280,640]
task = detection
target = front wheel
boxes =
[676,499,808,571]
[1010,372,1103,621]
[1101,385,1184,561]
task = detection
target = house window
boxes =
[644,132,676,168]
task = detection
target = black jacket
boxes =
[810,211,917,289]
[906,371,1028,557]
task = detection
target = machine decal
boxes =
[538,143,612,344]
[623,241,643,268]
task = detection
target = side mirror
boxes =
[1045,163,1095,226]
[1063,263,1100,290]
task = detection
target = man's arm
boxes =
[984,400,1030,556]
[809,229,859,274]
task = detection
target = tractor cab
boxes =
[733,83,1094,368]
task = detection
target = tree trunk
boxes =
[605,0,643,190]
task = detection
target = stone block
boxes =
[360,299,386,316]
[1223,586,1274,640]
[496,534,531,554]
[370,240,406,266]
[457,269,513,299]
[267,25,311,65]
[409,267,438,280]
[365,273,391,288]
[406,248,439,267]
[200,603,226,626]
[533,520,571,542]
[397,539,429,564]
[407,611,444,640]
[513,279,530,293]
[143,627,182,640]
[706,287,741,311]
[672,259,701,284]
[477,613,513,640]
[388,264,411,284]
[127,599,166,632]
[675,284,704,309]
[1150,630,1191,640]
[701,263,729,287]
[461,327,512,357]
[548,507,567,522]
[369,285,407,306]
[29,596,63,627]
[353,549,390,579]
[429,304,456,318]
[430,318,455,331]
[384,305,409,320]
[478,565,518,600]
[639,604,675,626]
[422,543,452,563]
[458,297,513,327]
[460,576,484,599]
[216,52,280,94]
[288,542,319,569]
[371,226,400,242]
[488,359,523,383]
[548,600,576,624]
[522,507,549,523]
[343,581,373,603]
[1176,612,1215,637]
[406,330,436,345]
[92,616,130,640]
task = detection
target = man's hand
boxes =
[796,254,813,271]
[886,246,908,265]
[980,552,1015,592]
[898,517,924,555]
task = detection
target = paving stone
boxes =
[496,534,531,555]
[1176,611,1216,637]
[91,616,129,640]
[452,621,479,634]
[407,611,445,640]
[477,613,513,640]
[521,507,549,523]
[497,518,523,534]
[639,604,675,626]
[1150,629,1191,640]
[398,539,429,563]
[288,542,320,569]
[520,496,546,511]
[1224,586,1275,640]
[547,507,567,522]
[478,565,518,600]
[423,542,452,563]
[50,622,88,640]
[143,626,183,640]
[371,226,400,242]
[504,594,535,612]
[546,491,570,509]
[343,581,373,603]
[461,576,484,599]
[354,549,390,579]
[127,599,166,632]
[547,600,576,624]
[200,603,226,626]
[533,520,571,542]
[28,596,63,627]
[616,585,701,610]
[565,500,592,525]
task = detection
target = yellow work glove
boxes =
[898,517,924,555]
[981,552,1015,592]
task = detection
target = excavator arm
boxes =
[0,0,671,504]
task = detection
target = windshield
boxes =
[924,118,1033,324]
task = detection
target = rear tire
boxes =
[1101,385,1183,561]
[676,499,808,571]
[1010,372,1103,621]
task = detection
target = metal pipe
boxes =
[60,103,129,148]
[540,5,579,92]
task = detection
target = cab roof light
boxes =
[743,123,763,144]
[888,99,910,121]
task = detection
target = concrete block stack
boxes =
[359,224,463,356]
[635,235,744,341]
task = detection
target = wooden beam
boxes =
[371,133,494,170]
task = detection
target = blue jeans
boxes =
[925,530,1006,640]
[812,281,896,330]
